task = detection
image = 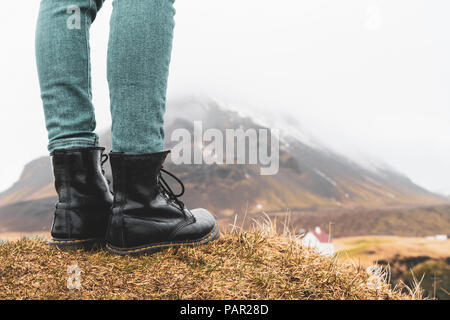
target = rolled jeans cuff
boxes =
[48,137,99,153]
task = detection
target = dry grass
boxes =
[334,236,450,264]
[0,219,416,300]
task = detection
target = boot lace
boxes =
[158,166,186,212]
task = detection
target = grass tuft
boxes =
[0,219,415,300]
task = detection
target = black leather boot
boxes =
[49,147,113,249]
[105,151,219,256]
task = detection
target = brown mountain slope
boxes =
[0,157,54,207]
[0,96,448,233]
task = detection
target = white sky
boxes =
[0,0,449,194]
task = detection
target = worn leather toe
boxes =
[171,208,219,243]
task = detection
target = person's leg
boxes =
[105,0,219,256]
[35,1,113,249]
[36,0,104,152]
[107,0,176,153]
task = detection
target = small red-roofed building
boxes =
[302,226,334,256]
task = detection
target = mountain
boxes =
[0,95,448,234]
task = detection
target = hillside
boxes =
[0,226,415,300]
[259,205,450,238]
[0,95,448,234]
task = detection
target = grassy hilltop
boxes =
[0,223,418,300]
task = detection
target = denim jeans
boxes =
[35,0,175,153]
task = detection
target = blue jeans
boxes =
[35,0,175,153]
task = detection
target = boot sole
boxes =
[49,238,104,251]
[105,222,220,256]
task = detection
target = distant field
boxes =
[334,236,450,300]
[334,236,450,264]
[217,205,450,238]
[290,205,450,238]
[0,232,50,242]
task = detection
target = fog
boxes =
[0,0,449,194]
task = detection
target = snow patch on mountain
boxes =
[313,168,338,187]
[167,94,408,179]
